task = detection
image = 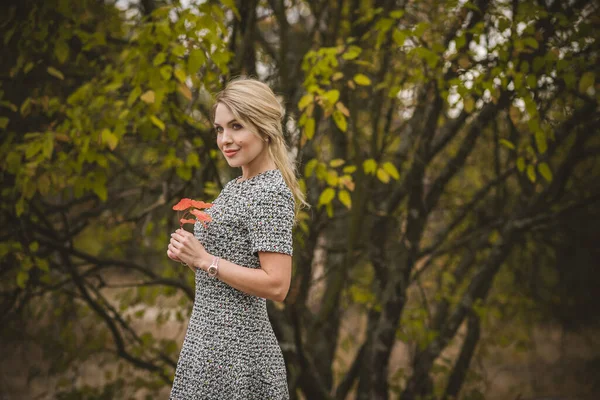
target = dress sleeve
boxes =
[247,188,295,256]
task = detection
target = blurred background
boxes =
[1,0,599,399]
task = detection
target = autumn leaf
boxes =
[190,200,213,209]
[190,209,212,222]
[180,218,197,226]
[172,198,194,210]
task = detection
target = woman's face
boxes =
[214,103,268,169]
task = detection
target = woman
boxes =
[166,78,308,399]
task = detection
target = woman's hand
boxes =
[168,228,210,271]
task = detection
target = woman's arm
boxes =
[168,228,291,302]
[195,251,292,302]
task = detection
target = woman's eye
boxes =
[215,126,223,134]
[232,124,242,130]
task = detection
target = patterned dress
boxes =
[169,169,293,400]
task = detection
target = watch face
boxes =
[208,265,217,276]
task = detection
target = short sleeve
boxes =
[247,188,295,256]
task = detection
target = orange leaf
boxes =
[173,198,193,210]
[180,218,197,225]
[190,209,212,221]
[190,200,213,209]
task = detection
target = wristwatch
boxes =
[207,256,220,277]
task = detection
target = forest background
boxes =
[1,0,599,399]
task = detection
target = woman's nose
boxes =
[221,129,233,143]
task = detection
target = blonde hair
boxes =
[212,77,310,222]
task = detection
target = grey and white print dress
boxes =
[169,169,293,400]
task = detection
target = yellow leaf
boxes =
[339,175,355,191]
[353,73,371,86]
[329,159,345,167]
[382,162,399,180]
[140,90,155,104]
[363,159,377,175]
[323,90,340,105]
[526,164,536,183]
[174,68,187,83]
[298,94,313,110]
[318,187,336,206]
[336,102,350,117]
[150,115,165,131]
[332,72,344,81]
[47,66,64,80]
[376,167,390,183]
[538,162,553,182]
[326,170,339,186]
[332,110,347,132]
[178,84,192,100]
[338,190,352,209]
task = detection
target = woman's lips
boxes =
[224,150,239,157]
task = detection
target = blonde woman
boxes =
[167,78,307,399]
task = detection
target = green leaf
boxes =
[538,162,553,182]
[499,139,515,150]
[304,117,315,139]
[0,117,9,129]
[526,164,536,183]
[390,10,404,19]
[42,133,54,159]
[54,40,69,63]
[343,165,356,174]
[354,73,371,86]
[150,115,166,131]
[463,97,474,112]
[332,110,347,132]
[16,270,29,288]
[305,159,318,177]
[160,65,173,80]
[187,49,206,75]
[393,30,407,46]
[535,129,547,154]
[517,157,526,172]
[338,190,352,209]
[578,71,595,94]
[342,45,362,60]
[523,37,538,49]
[382,162,400,180]
[101,129,119,150]
[47,66,64,80]
[127,87,142,106]
[153,52,167,66]
[318,187,336,206]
